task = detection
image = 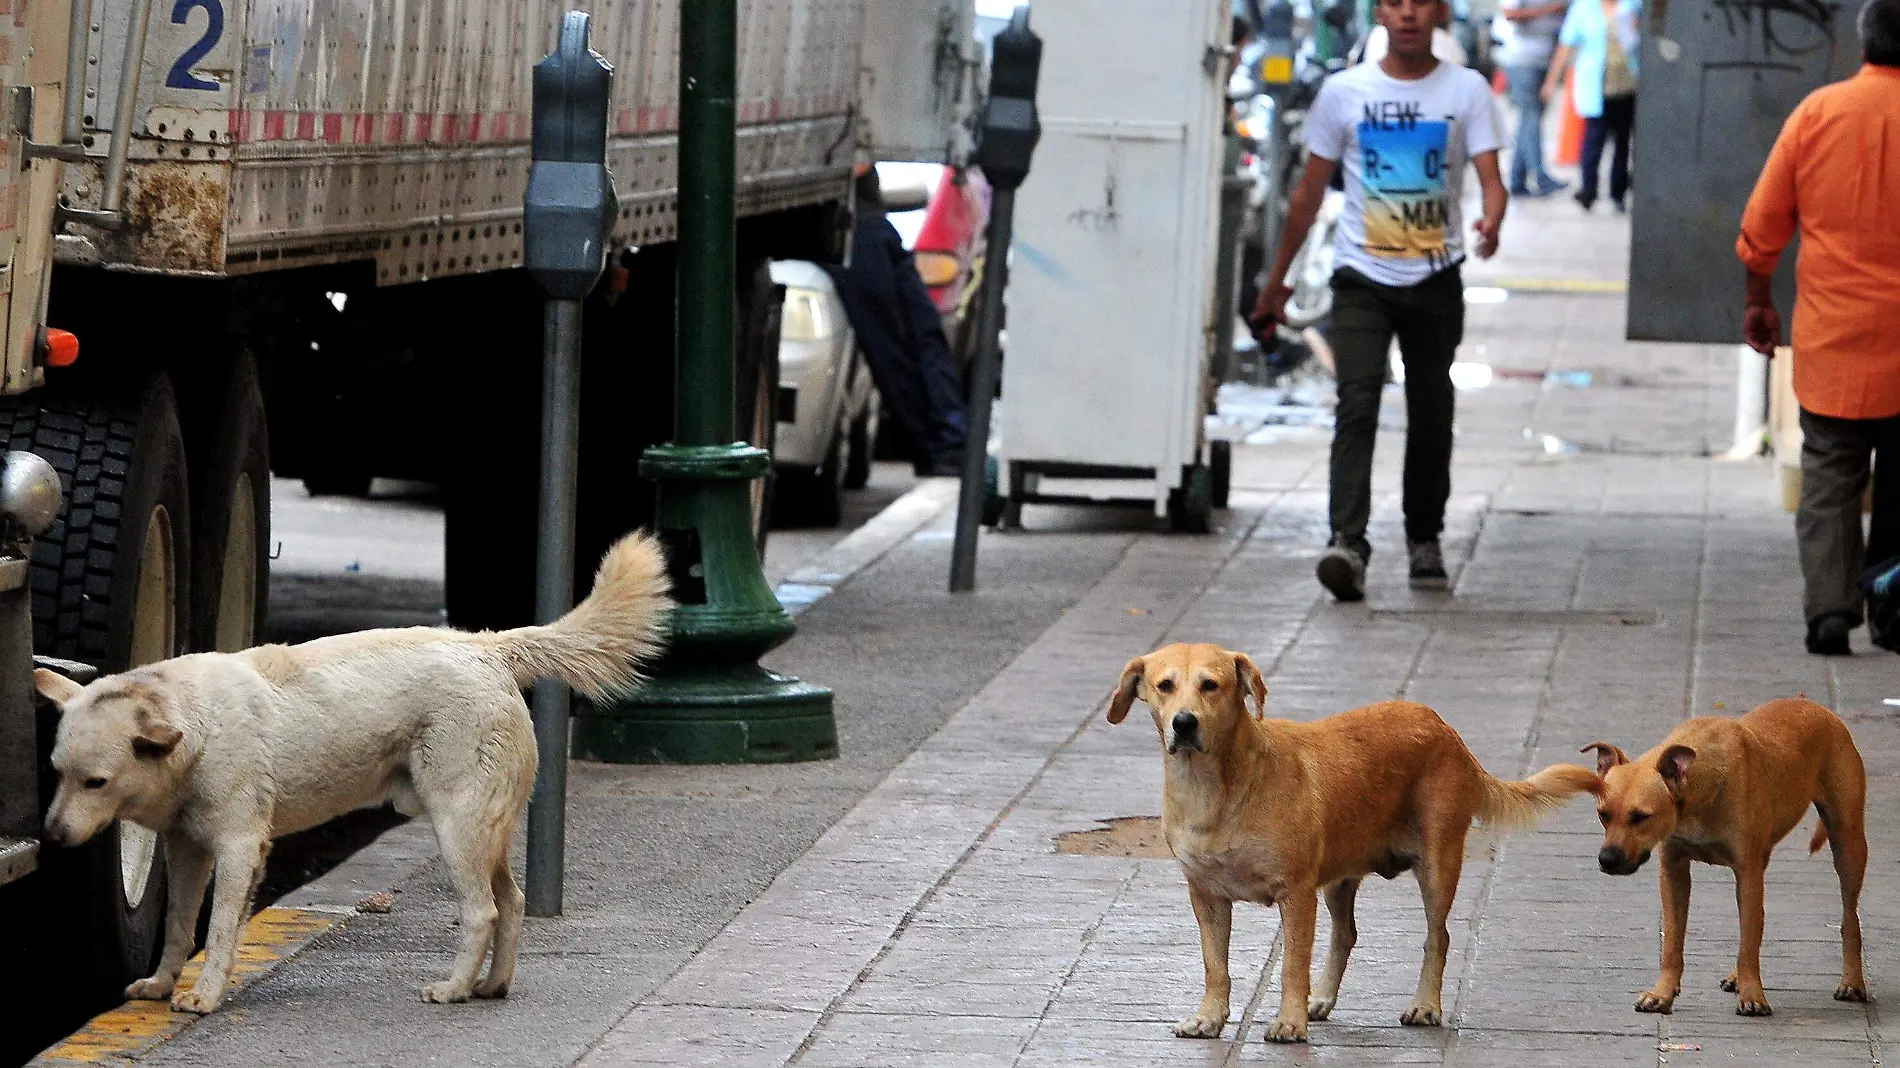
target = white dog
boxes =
[36,532,672,1013]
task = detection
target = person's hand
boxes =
[1250,283,1294,340]
[1743,303,1782,355]
[1540,79,1556,103]
[1472,217,1501,259]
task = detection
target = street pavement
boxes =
[34,192,1900,1068]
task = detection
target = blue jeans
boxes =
[1505,64,1555,192]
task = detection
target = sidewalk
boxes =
[37,198,1898,1068]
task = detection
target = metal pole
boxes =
[101,0,154,216]
[525,297,583,917]
[62,0,94,145]
[949,188,1015,593]
[676,0,737,446]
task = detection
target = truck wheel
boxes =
[0,378,188,998]
[192,354,270,652]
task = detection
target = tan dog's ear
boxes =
[1233,652,1267,719]
[1656,744,1695,792]
[1106,657,1144,724]
[1580,741,1629,779]
[33,667,82,707]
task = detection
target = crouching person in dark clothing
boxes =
[827,166,968,477]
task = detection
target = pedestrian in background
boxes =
[1542,0,1641,211]
[1495,0,1570,196]
[1736,0,1900,656]
[1252,0,1508,601]
[827,166,968,477]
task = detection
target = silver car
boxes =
[772,260,879,526]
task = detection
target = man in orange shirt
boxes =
[1737,0,1900,655]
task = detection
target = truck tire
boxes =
[191,354,270,652]
[0,378,188,999]
[1209,440,1232,510]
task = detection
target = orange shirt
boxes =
[1736,65,1900,420]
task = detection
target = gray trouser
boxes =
[1797,408,1900,625]
[1329,265,1465,560]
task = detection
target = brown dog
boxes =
[1107,643,1600,1043]
[1585,697,1868,1017]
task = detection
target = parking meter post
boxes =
[521,10,616,916]
[571,0,836,765]
[951,9,1040,593]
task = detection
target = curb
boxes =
[772,477,958,616]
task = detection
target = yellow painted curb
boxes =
[31,907,343,1066]
[1485,276,1628,294]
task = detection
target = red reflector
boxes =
[45,329,78,367]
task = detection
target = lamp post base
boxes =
[573,666,837,764]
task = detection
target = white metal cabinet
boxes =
[996,0,1228,523]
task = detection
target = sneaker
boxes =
[1537,177,1570,195]
[1316,539,1368,603]
[1806,615,1852,656]
[1408,539,1450,588]
[1611,198,1627,214]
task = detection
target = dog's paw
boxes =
[1172,1008,1226,1038]
[125,976,175,1000]
[1264,1016,1308,1043]
[421,981,472,1004]
[1835,982,1870,1003]
[1720,971,1739,993]
[1634,991,1675,1014]
[472,977,511,1000]
[170,988,221,1015]
[1399,1004,1442,1027]
[1307,995,1337,1021]
[1735,996,1774,1017]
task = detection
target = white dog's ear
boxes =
[1106,657,1144,724]
[1579,741,1628,779]
[124,685,182,758]
[1233,652,1268,719]
[33,667,82,707]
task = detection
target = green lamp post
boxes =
[570,0,836,765]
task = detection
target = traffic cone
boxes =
[1556,68,1585,165]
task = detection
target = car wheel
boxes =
[775,426,845,528]
[0,379,188,999]
[302,473,372,498]
[843,406,873,491]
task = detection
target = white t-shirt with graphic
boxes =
[1304,61,1502,287]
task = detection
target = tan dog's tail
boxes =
[483,532,674,699]
[1476,764,1602,829]
[1809,819,1830,854]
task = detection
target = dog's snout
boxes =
[1171,711,1198,736]
[1599,846,1632,874]
[42,819,62,846]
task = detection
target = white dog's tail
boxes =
[1476,763,1603,830]
[484,532,673,698]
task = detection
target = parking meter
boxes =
[525,12,617,300]
[970,10,1042,193]
[951,9,1042,592]
[522,9,615,917]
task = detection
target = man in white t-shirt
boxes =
[1251,0,1507,602]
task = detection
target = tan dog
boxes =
[39,533,670,1013]
[1107,643,1600,1043]
[1585,697,1868,1017]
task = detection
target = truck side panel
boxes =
[59,0,861,281]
